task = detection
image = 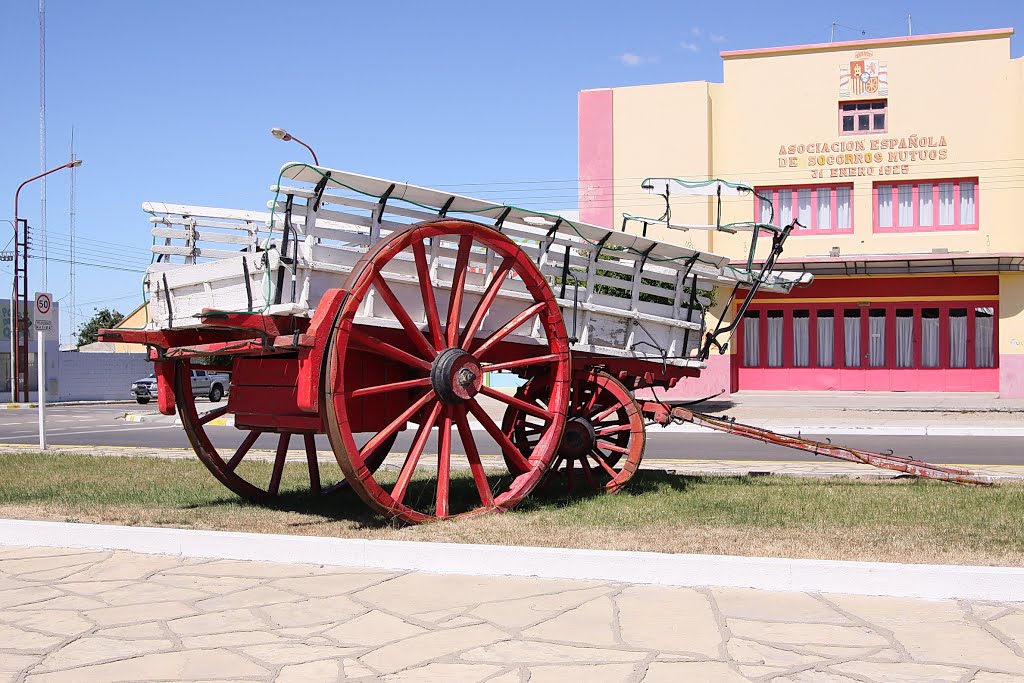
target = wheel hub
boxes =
[560,416,596,459]
[431,348,483,403]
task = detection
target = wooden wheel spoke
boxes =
[596,424,633,436]
[413,239,444,350]
[579,453,598,491]
[346,377,432,400]
[198,405,229,426]
[460,257,513,350]
[392,401,442,505]
[566,456,575,492]
[583,384,605,415]
[226,430,262,472]
[472,301,546,359]
[268,433,290,496]
[446,235,474,348]
[359,390,437,461]
[479,384,555,421]
[481,353,561,375]
[436,407,453,517]
[596,440,631,455]
[303,433,321,495]
[593,402,623,423]
[467,397,532,472]
[455,405,494,507]
[589,450,619,478]
[372,273,437,360]
[350,328,432,371]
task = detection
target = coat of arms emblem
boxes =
[839,58,888,98]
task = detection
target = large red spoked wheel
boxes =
[502,368,645,494]
[176,361,396,502]
[323,219,571,524]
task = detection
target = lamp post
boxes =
[12,158,82,402]
[270,127,319,165]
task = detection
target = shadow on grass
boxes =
[190,470,755,528]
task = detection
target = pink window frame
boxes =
[754,184,855,236]
[872,178,979,233]
[839,99,888,136]
[738,300,998,371]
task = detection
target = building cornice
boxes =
[720,27,1014,60]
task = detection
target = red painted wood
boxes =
[296,287,347,415]
[754,274,998,301]
[155,361,176,416]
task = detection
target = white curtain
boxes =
[793,313,810,367]
[760,195,773,224]
[960,182,976,224]
[918,183,933,226]
[844,312,861,367]
[921,311,940,368]
[744,315,760,367]
[797,189,812,229]
[975,307,994,368]
[869,312,886,367]
[938,183,955,225]
[949,310,968,368]
[877,187,893,228]
[778,191,793,227]
[896,312,914,368]
[817,314,834,367]
[836,187,851,229]
[897,185,913,227]
[767,313,784,367]
[816,188,831,230]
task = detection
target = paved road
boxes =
[0,403,1021,466]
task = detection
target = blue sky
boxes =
[1,1,1022,345]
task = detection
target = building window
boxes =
[743,311,760,367]
[874,179,978,232]
[839,99,887,135]
[740,302,998,371]
[755,185,853,234]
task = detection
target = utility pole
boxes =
[908,14,913,36]
[39,0,48,290]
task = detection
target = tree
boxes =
[76,307,125,347]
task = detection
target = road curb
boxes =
[0,519,1020,601]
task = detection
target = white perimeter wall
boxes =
[57,353,152,402]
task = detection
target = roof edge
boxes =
[721,27,1014,59]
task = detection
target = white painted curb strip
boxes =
[1,519,1021,602]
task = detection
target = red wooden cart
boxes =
[101,164,982,524]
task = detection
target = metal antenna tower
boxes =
[39,0,47,290]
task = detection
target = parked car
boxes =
[131,369,230,404]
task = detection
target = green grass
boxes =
[1,452,1022,566]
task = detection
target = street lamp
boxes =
[270,127,319,165]
[11,158,82,402]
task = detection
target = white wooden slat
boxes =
[150,227,255,247]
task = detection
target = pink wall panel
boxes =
[659,354,732,399]
[999,355,1024,397]
[578,89,614,229]
[736,367,998,392]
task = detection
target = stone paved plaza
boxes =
[0,545,1022,682]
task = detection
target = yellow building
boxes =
[579,28,1024,396]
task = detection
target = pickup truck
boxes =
[131,369,231,405]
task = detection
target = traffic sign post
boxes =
[34,293,52,449]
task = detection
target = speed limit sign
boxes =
[34,292,53,332]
